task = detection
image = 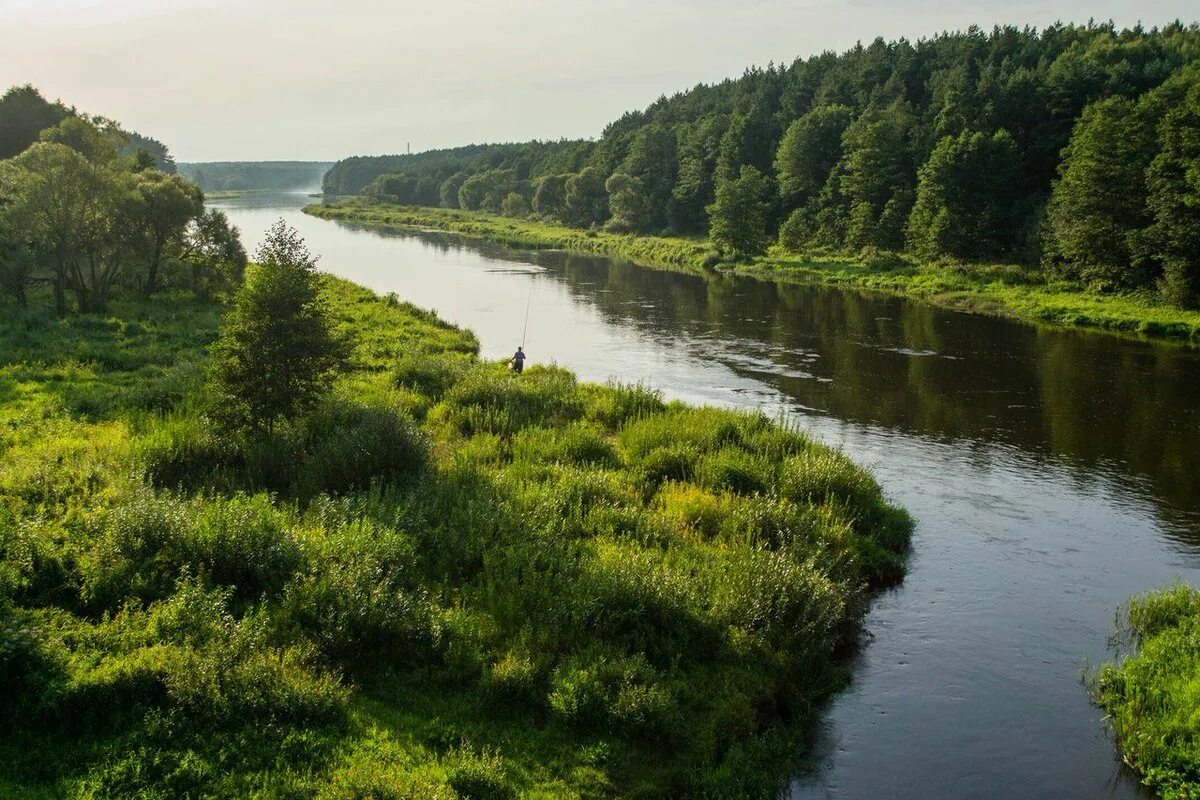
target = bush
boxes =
[447,745,514,800]
[548,647,675,738]
[435,364,582,436]
[582,381,666,430]
[635,444,699,487]
[392,349,471,399]
[693,447,773,495]
[511,423,619,468]
[779,449,880,509]
[299,401,428,496]
[278,521,436,666]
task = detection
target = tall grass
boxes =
[1093,584,1200,800]
[0,276,911,798]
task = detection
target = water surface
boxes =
[217,193,1200,799]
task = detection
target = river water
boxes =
[216,193,1200,799]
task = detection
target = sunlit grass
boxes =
[0,274,911,797]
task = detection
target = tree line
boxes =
[179,161,335,192]
[0,86,245,315]
[328,22,1200,307]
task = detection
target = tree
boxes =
[128,171,203,295]
[1042,97,1157,287]
[0,85,67,159]
[500,191,530,218]
[604,172,650,233]
[439,171,468,208]
[672,115,726,233]
[1144,82,1200,307]
[176,208,247,299]
[0,142,98,316]
[209,221,346,432]
[619,123,677,230]
[0,215,36,305]
[564,168,609,227]
[906,130,1022,261]
[532,174,569,219]
[774,105,852,210]
[837,102,917,250]
[707,166,772,260]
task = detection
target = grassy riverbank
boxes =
[304,203,1200,344]
[0,276,911,797]
[1094,585,1200,800]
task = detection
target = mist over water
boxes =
[219,193,1200,799]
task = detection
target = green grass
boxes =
[1093,584,1200,800]
[304,202,1200,345]
[0,275,911,798]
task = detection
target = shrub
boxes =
[511,423,619,468]
[392,349,471,399]
[635,444,699,488]
[447,745,514,800]
[299,401,428,496]
[582,381,666,430]
[139,413,235,489]
[185,494,304,601]
[693,447,773,495]
[656,483,731,538]
[619,407,747,460]
[278,522,436,666]
[436,364,582,436]
[779,449,880,509]
[548,647,675,738]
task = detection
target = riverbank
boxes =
[304,202,1200,345]
[0,274,911,797]
[1094,585,1200,799]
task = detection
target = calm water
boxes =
[218,193,1200,799]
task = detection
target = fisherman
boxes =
[508,346,526,374]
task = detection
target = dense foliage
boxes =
[178,161,334,192]
[0,263,911,796]
[1095,585,1200,799]
[328,22,1200,304]
[0,89,241,317]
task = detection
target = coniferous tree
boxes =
[1043,97,1157,286]
[209,221,346,432]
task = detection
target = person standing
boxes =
[509,346,526,374]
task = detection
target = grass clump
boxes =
[1093,584,1200,800]
[0,273,911,798]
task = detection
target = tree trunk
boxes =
[53,266,67,317]
[144,239,163,296]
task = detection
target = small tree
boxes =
[499,191,530,218]
[209,220,346,432]
[707,166,772,260]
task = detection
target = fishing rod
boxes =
[521,283,532,349]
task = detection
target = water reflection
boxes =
[217,195,1200,799]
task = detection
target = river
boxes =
[215,192,1200,799]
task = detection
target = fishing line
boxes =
[521,283,532,349]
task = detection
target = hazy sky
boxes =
[3,0,1195,162]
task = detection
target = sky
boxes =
[2,0,1196,162]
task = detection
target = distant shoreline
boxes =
[304,202,1200,346]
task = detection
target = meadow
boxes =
[0,272,911,798]
[305,203,1200,345]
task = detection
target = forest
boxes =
[323,22,1200,308]
[178,161,334,193]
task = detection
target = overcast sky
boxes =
[2,0,1195,162]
